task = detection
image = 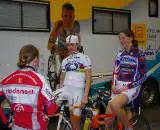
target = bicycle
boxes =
[82,87,151,130]
[48,49,58,91]
[50,87,100,130]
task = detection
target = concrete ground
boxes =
[144,104,160,130]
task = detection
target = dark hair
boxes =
[17,44,39,67]
[120,29,138,48]
[62,2,74,11]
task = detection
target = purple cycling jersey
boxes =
[113,46,145,89]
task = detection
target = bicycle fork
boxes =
[57,114,72,130]
[57,114,63,130]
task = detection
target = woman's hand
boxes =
[118,86,129,93]
[112,86,129,94]
[8,122,14,128]
[112,87,120,94]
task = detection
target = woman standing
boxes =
[57,34,92,130]
[0,44,57,130]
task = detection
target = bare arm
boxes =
[48,20,64,51]
[84,68,92,97]
[81,68,92,106]
[59,71,66,86]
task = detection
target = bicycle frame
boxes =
[83,88,141,130]
[57,113,72,130]
[56,103,72,130]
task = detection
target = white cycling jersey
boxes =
[62,52,91,88]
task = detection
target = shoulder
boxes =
[78,52,88,57]
[52,20,63,32]
[62,55,70,64]
[54,20,63,25]
[117,49,125,57]
[1,70,18,85]
[73,20,80,32]
[79,53,91,62]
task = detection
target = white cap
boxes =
[66,35,79,44]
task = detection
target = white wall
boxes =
[0,31,50,79]
[125,0,160,61]
[0,21,121,80]
[80,20,121,73]
[126,0,160,25]
[2,0,159,80]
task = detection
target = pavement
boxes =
[144,104,160,130]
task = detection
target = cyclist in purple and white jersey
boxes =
[105,29,145,130]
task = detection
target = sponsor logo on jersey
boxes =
[14,104,24,112]
[18,78,23,83]
[6,88,34,94]
[44,88,53,100]
[65,61,79,71]
[120,56,137,64]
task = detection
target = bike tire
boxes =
[48,53,57,90]
[134,115,151,130]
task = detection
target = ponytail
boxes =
[17,44,39,68]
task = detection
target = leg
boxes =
[122,87,141,130]
[68,87,83,130]
[110,93,129,128]
[105,103,115,130]
[70,110,81,130]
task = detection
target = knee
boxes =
[110,102,122,112]
[105,103,112,113]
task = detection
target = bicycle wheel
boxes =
[48,53,57,90]
[134,115,151,130]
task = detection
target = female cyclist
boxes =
[57,34,92,130]
[105,29,145,130]
[0,44,58,130]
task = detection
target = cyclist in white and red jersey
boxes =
[0,44,58,130]
[57,34,92,130]
[105,29,145,130]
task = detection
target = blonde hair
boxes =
[17,44,39,67]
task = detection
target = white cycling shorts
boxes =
[111,86,140,103]
[55,86,84,116]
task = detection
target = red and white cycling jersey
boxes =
[0,67,57,130]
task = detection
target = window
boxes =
[0,0,50,32]
[92,7,131,35]
[148,0,158,17]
